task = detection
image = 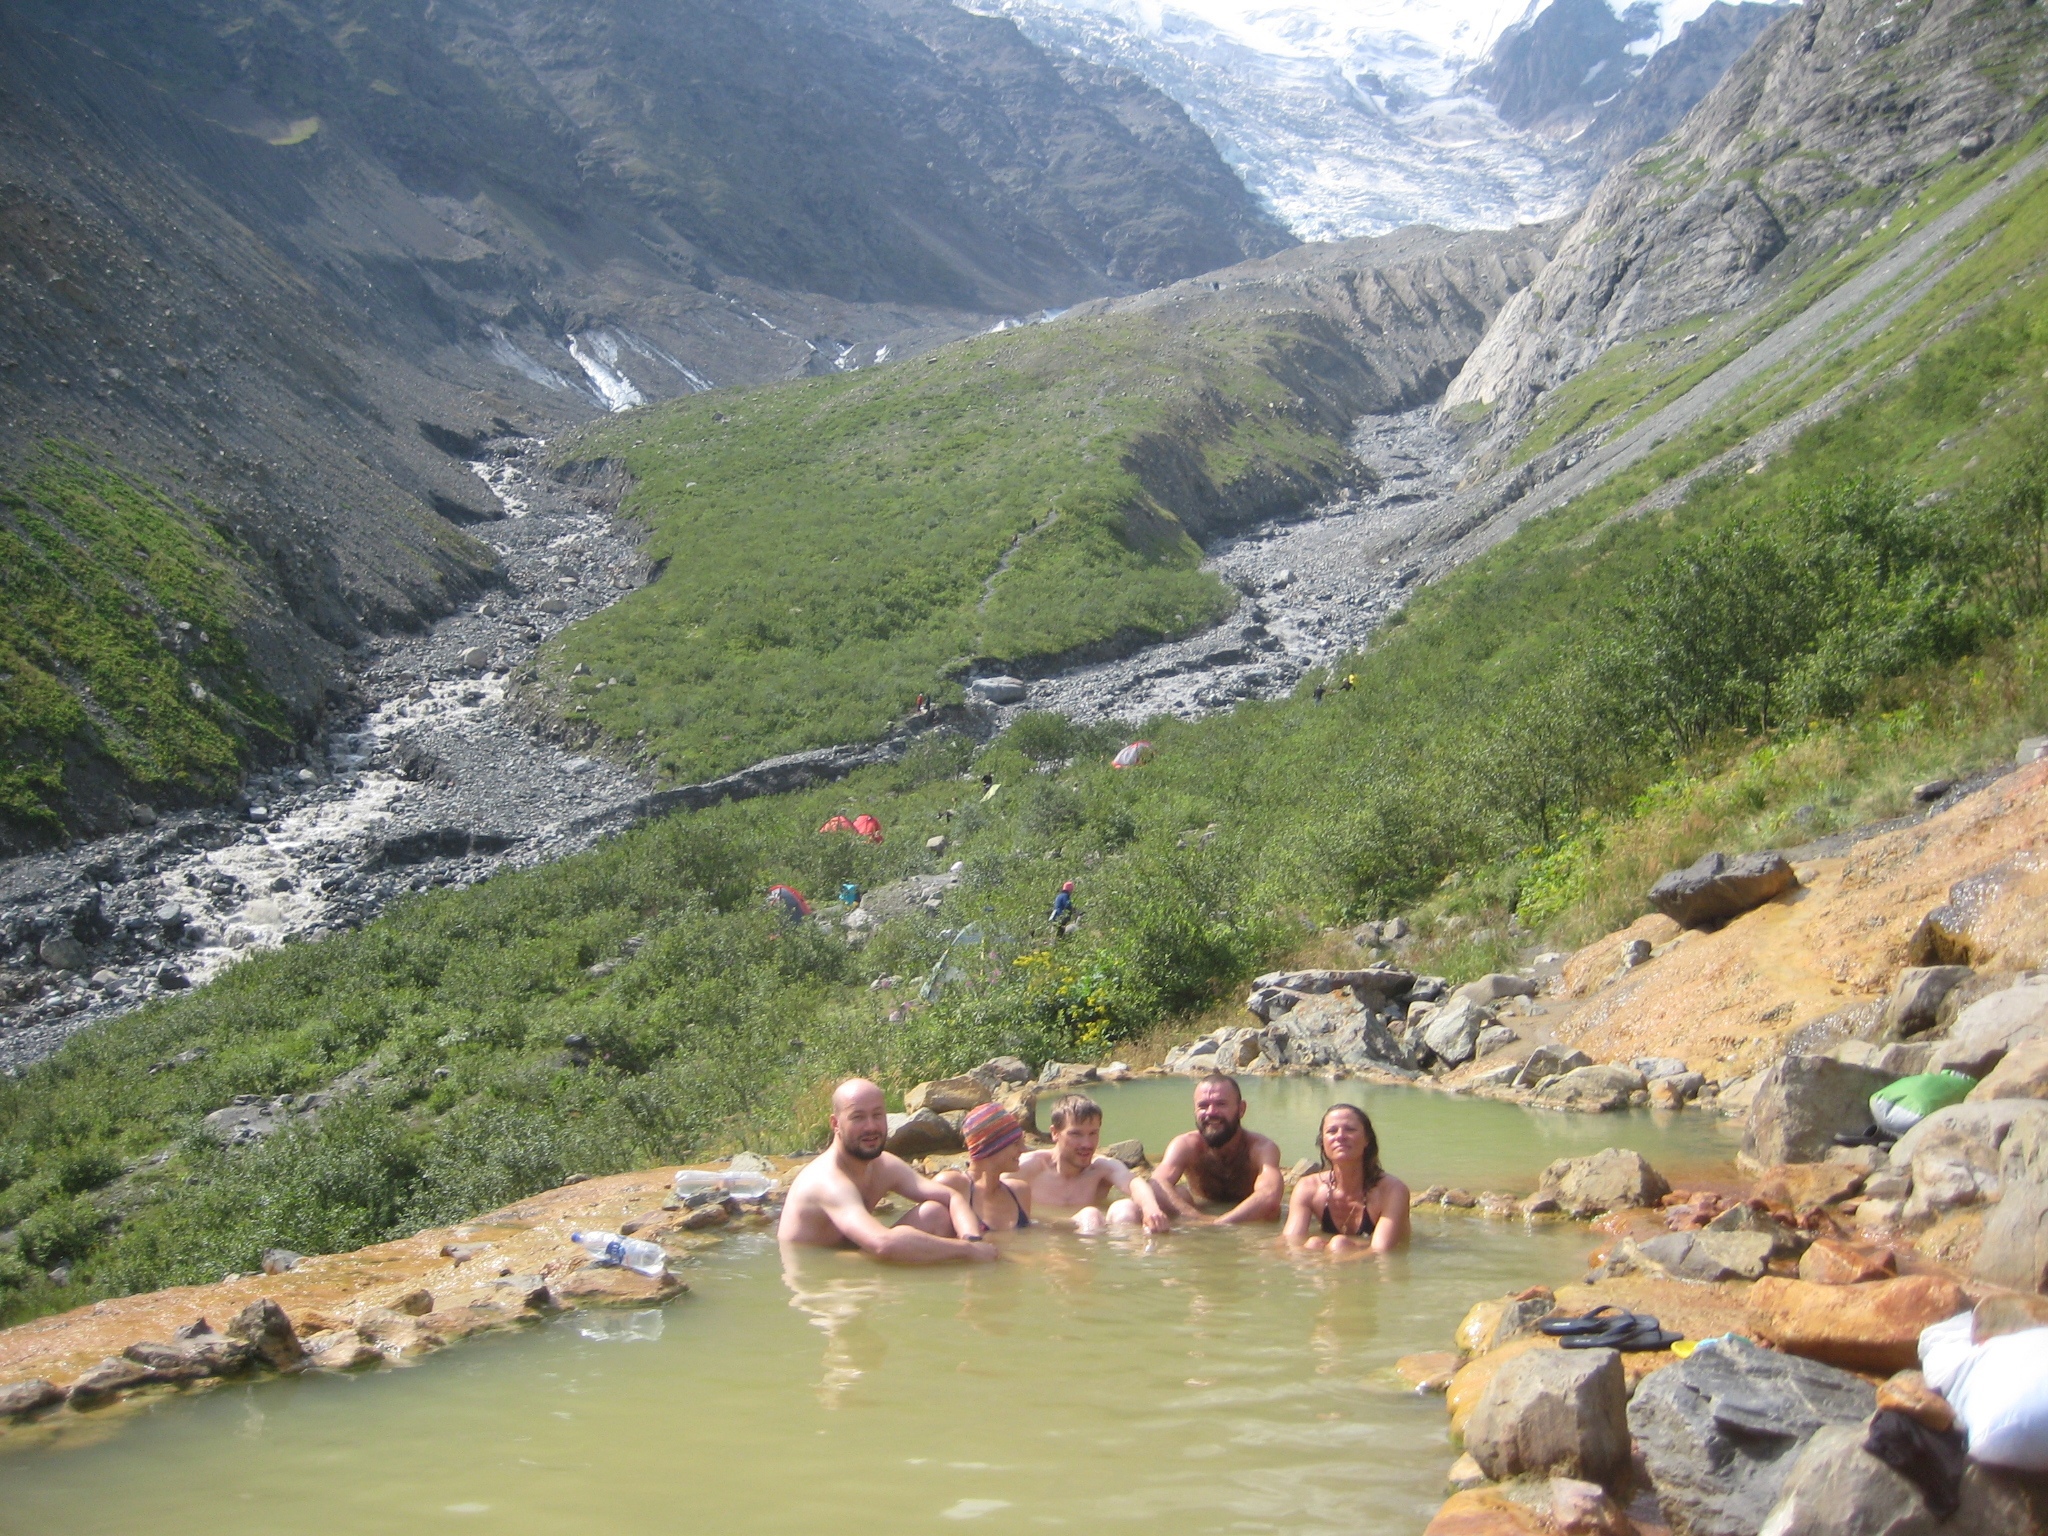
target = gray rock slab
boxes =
[1758,1425,1938,1536]
[1466,1346,1629,1485]
[1628,1335,1876,1536]
[1743,1055,1895,1166]
[1538,1147,1671,1216]
[1648,850,1798,928]
[1931,980,2048,1076]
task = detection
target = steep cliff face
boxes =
[1575,2,1787,170]
[1465,0,1661,135]
[1446,0,2048,425]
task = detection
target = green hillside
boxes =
[0,445,294,845]
[5,129,2048,1326]
[533,309,1367,780]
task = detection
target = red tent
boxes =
[766,884,812,917]
[1111,740,1154,769]
[818,815,857,835]
[851,813,884,844]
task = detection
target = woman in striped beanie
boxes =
[936,1101,1036,1233]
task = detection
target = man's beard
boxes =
[1199,1117,1241,1148]
[844,1136,885,1161]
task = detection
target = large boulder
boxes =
[1453,972,1537,1005]
[1421,998,1493,1068]
[1888,1101,2048,1225]
[966,675,1028,703]
[1454,1289,1558,1355]
[1879,965,1973,1041]
[226,1299,304,1369]
[1328,1015,1419,1075]
[1756,1425,1939,1536]
[1532,1064,1645,1113]
[1627,1335,1875,1536]
[904,1075,990,1115]
[1536,1148,1671,1216]
[1632,1230,1774,1282]
[1970,1039,2048,1101]
[1973,1103,2048,1293]
[1463,1347,1629,1485]
[1930,979,2048,1077]
[1741,1055,1895,1167]
[1251,967,1414,999]
[1648,850,1797,929]
[968,1056,1032,1090]
[886,1109,965,1157]
[1514,1044,1594,1088]
[1747,1274,1969,1374]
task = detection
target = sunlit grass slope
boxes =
[0,443,293,844]
[536,309,1368,781]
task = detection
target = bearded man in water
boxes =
[778,1078,998,1263]
[1144,1074,1284,1225]
[1016,1094,1170,1233]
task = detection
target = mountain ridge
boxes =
[0,0,1290,850]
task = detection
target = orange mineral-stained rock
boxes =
[1875,1369,1955,1433]
[1549,763,2048,1072]
[552,1264,686,1306]
[1422,1489,1554,1536]
[1751,1163,1865,1213]
[0,1161,755,1420]
[1749,1274,1970,1373]
[1797,1238,1897,1285]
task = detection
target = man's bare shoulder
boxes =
[1015,1149,1058,1175]
[1157,1129,1201,1163]
[1248,1130,1283,1161]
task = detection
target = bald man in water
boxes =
[778,1078,998,1263]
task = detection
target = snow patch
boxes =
[567,331,646,412]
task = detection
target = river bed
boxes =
[0,1080,1737,1534]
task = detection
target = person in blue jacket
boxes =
[1049,880,1075,933]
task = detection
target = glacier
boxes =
[976,0,1729,239]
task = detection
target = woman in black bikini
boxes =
[1283,1104,1410,1256]
[935,1102,1034,1234]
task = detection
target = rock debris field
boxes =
[0,436,651,1070]
[0,410,1480,1066]
[1023,408,1467,722]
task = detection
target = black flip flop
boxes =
[1539,1304,1632,1337]
[1610,1323,1684,1352]
[1561,1315,1664,1350]
[1833,1126,1893,1147]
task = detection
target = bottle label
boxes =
[605,1239,625,1264]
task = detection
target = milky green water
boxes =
[0,1080,1737,1536]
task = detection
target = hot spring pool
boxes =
[0,1078,1738,1535]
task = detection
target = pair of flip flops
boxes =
[1833,1125,1897,1148]
[1539,1305,1683,1352]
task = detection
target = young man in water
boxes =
[1144,1074,1284,1226]
[1016,1094,1170,1233]
[778,1078,999,1263]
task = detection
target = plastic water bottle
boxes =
[570,1231,667,1277]
[672,1170,727,1200]
[673,1169,777,1201]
